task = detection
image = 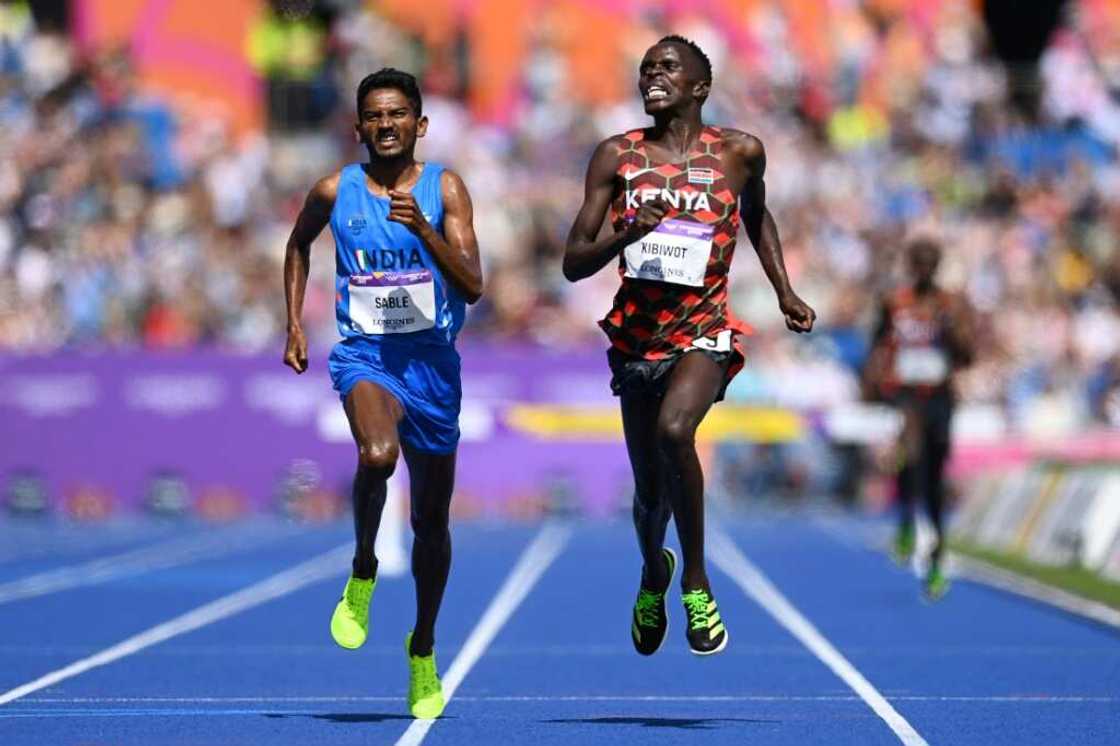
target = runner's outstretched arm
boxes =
[732,133,815,333]
[563,137,666,281]
[283,173,339,373]
[387,170,483,303]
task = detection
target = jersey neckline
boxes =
[358,161,429,202]
[627,124,720,162]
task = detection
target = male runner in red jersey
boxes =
[865,238,974,600]
[564,36,815,655]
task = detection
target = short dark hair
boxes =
[356,68,422,117]
[658,34,712,84]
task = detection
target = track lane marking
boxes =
[394,522,571,746]
[0,523,309,605]
[0,522,191,566]
[0,543,353,706]
[951,555,1120,629]
[710,529,929,746]
[812,514,1120,630]
[11,694,1118,704]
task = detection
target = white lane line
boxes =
[0,543,352,707]
[0,523,307,605]
[375,471,408,577]
[812,514,1120,631]
[13,694,1119,704]
[709,529,929,746]
[394,522,571,746]
[0,525,176,566]
[6,641,1108,658]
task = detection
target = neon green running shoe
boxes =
[682,587,728,656]
[632,548,677,656]
[330,575,375,649]
[405,632,445,719]
[892,523,916,566]
[923,563,951,602]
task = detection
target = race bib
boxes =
[691,329,733,353]
[623,219,713,287]
[895,347,948,385]
[349,270,436,335]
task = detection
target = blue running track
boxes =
[0,514,1117,745]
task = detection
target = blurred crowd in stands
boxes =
[3,0,1120,437]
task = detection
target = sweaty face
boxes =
[638,44,707,115]
[356,88,427,159]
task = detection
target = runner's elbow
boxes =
[462,275,483,304]
[285,239,310,265]
[562,256,586,282]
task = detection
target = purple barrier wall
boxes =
[0,344,632,519]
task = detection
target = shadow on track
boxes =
[542,716,778,730]
[263,712,420,723]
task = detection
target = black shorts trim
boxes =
[607,347,734,401]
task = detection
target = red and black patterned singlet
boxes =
[599,126,751,373]
[878,286,955,399]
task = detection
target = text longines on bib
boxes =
[348,269,436,334]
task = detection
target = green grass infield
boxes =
[951,540,1120,611]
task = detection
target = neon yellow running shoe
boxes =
[330,575,374,649]
[682,588,728,656]
[892,523,916,566]
[632,548,676,656]
[405,632,445,719]
[923,563,951,602]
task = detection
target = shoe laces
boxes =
[410,654,440,698]
[682,589,712,631]
[634,589,662,627]
[344,580,371,618]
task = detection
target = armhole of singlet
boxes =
[620,129,645,175]
[330,165,354,226]
[427,163,446,223]
[340,163,360,207]
[715,126,728,162]
[629,128,646,154]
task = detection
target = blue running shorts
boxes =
[327,337,462,454]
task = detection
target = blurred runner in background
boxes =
[282,68,483,718]
[564,35,815,657]
[865,237,975,600]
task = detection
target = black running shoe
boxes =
[631,548,677,656]
[682,587,728,655]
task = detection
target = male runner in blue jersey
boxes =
[282,68,482,719]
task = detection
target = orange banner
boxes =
[74,0,264,138]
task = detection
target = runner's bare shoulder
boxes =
[590,135,630,167]
[600,133,633,152]
[438,168,473,204]
[944,289,972,315]
[721,129,765,166]
[308,171,343,209]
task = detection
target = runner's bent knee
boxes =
[358,439,399,478]
[656,409,699,452]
